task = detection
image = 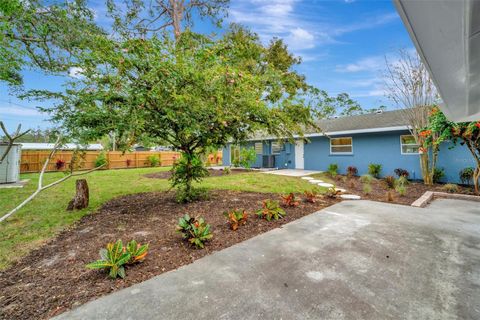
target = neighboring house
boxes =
[20,143,104,151]
[222,110,475,184]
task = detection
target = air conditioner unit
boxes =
[262,155,275,168]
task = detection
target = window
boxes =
[330,137,353,154]
[271,141,283,155]
[254,142,263,155]
[400,135,419,154]
[230,145,240,163]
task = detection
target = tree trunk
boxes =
[67,179,89,210]
[419,152,433,185]
[474,167,480,195]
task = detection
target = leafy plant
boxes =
[223,209,248,231]
[95,152,108,168]
[368,163,382,178]
[433,167,445,183]
[256,200,286,221]
[239,147,257,169]
[324,186,340,198]
[443,183,459,193]
[395,184,407,196]
[281,193,299,207]
[55,159,66,170]
[363,183,372,195]
[327,163,338,177]
[384,175,396,189]
[170,154,209,203]
[459,167,474,185]
[360,174,374,184]
[147,155,160,167]
[394,168,409,178]
[396,176,409,187]
[346,166,358,177]
[304,189,318,203]
[86,240,149,279]
[176,214,213,248]
[175,187,209,204]
[223,167,231,175]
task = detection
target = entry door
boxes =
[295,140,304,169]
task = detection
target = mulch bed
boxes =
[331,175,475,206]
[0,190,337,320]
[144,168,249,179]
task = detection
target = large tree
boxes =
[384,49,440,185]
[44,27,317,200]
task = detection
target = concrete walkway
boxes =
[262,169,322,177]
[55,199,480,320]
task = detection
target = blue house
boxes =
[222,110,475,184]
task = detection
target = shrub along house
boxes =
[222,109,475,184]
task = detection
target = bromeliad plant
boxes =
[281,193,299,207]
[86,240,149,279]
[256,199,286,221]
[176,214,213,248]
[224,209,248,231]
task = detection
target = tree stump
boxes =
[67,179,89,210]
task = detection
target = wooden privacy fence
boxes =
[20,150,223,173]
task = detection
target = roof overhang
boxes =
[394,0,480,122]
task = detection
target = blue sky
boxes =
[0,0,413,131]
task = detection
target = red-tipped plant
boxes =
[223,209,248,231]
[281,193,299,207]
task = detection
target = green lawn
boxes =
[0,167,321,270]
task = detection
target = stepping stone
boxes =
[340,194,361,200]
[318,182,334,188]
[308,179,324,184]
[334,188,347,193]
[301,177,314,180]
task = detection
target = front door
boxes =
[295,140,304,169]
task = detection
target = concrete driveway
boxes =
[55,199,480,320]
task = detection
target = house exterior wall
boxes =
[222,129,476,184]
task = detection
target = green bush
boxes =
[396,176,409,187]
[256,199,286,221]
[363,183,372,195]
[442,183,459,193]
[223,167,231,175]
[175,186,209,203]
[395,184,407,196]
[327,163,339,177]
[176,214,213,248]
[368,163,382,178]
[433,168,445,183]
[360,174,374,184]
[170,153,209,203]
[147,155,160,167]
[459,167,474,185]
[239,147,257,169]
[95,152,108,168]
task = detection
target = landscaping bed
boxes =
[144,168,248,179]
[0,190,337,320]
[328,174,475,206]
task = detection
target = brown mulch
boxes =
[331,175,475,206]
[144,168,249,179]
[0,190,338,320]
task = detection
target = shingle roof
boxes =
[313,109,409,134]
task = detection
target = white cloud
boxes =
[0,105,41,117]
[335,56,384,73]
[286,28,315,50]
[68,67,84,79]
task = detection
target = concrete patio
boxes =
[55,199,480,320]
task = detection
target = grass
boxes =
[0,167,322,270]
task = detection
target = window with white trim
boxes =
[271,141,283,155]
[254,142,263,155]
[330,137,353,154]
[400,135,419,154]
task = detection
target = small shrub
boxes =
[396,176,409,187]
[147,155,160,167]
[363,183,372,195]
[223,209,248,231]
[223,167,231,175]
[304,189,318,203]
[176,214,213,248]
[327,163,338,177]
[394,168,409,178]
[433,167,445,183]
[86,240,149,279]
[395,184,407,196]
[55,159,66,170]
[324,186,340,198]
[386,190,394,202]
[281,193,299,207]
[95,152,108,168]
[346,166,358,177]
[443,183,459,193]
[384,175,396,189]
[239,147,257,169]
[459,167,474,185]
[256,199,286,221]
[232,157,240,167]
[175,187,209,203]
[368,163,382,178]
[360,174,374,184]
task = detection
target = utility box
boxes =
[0,143,21,184]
